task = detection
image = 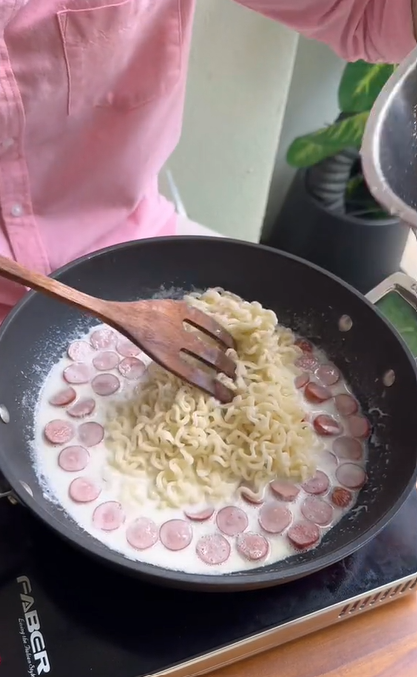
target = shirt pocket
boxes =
[57,0,182,114]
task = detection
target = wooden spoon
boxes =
[0,255,237,403]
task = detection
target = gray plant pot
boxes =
[262,153,409,294]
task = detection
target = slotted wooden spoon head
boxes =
[103,299,237,403]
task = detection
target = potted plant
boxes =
[262,61,409,293]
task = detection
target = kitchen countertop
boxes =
[209,589,417,677]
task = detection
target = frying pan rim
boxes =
[0,235,416,589]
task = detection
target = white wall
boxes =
[262,38,345,238]
[161,0,299,241]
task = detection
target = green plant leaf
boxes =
[286,112,369,168]
[338,61,395,114]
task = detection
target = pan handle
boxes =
[366,271,417,309]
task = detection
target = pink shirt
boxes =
[0,0,415,320]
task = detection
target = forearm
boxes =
[235,1,416,63]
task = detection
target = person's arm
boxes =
[234,0,417,63]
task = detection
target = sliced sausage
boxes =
[159,519,193,551]
[334,393,359,417]
[332,436,363,461]
[67,341,94,362]
[92,502,125,531]
[295,355,319,372]
[69,477,101,503]
[288,521,320,550]
[331,487,353,508]
[302,470,330,495]
[313,415,342,436]
[78,421,104,447]
[116,337,141,358]
[196,534,231,565]
[63,363,91,385]
[237,533,269,562]
[301,496,333,526]
[216,506,248,536]
[91,373,120,396]
[347,415,371,439]
[58,445,89,472]
[126,517,159,550]
[304,382,332,404]
[67,398,96,419]
[316,364,340,386]
[90,328,118,350]
[92,351,120,371]
[258,503,292,534]
[294,338,313,353]
[49,387,76,407]
[270,479,300,502]
[336,463,367,489]
[184,507,215,521]
[294,372,309,389]
[44,419,74,445]
[118,357,146,381]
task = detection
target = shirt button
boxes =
[11,203,23,217]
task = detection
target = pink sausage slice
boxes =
[116,337,141,358]
[63,363,91,385]
[118,357,146,381]
[90,328,117,350]
[301,496,333,526]
[294,338,313,353]
[67,398,96,419]
[69,477,101,503]
[126,517,159,551]
[302,470,330,496]
[196,534,231,565]
[336,463,367,490]
[334,393,359,416]
[259,503,292,534]
[159,519,193,551]
[332,436,363,461]
[347,415,371,439]
[331,487,353,508]
[49,387,76,407]
[78,421,104,447]
[93,502,125,531]
[44,419,74,445]
[288,521,320,550]
[270,479,300,502]
[216,506,248,536]
[184,507,215,522]
[58,445,89,472]
[294,372,309,389]
[316,364,340,386]
[91,373,120,396]
[92,351,120,371]
[237,533,269,562]
[313,415,342,436]
[295,355,319,372]
[304,382,332,404]
[67,341,94,362]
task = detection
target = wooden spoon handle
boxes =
[0,254,106,318]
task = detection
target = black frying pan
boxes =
[0,237,416,592]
